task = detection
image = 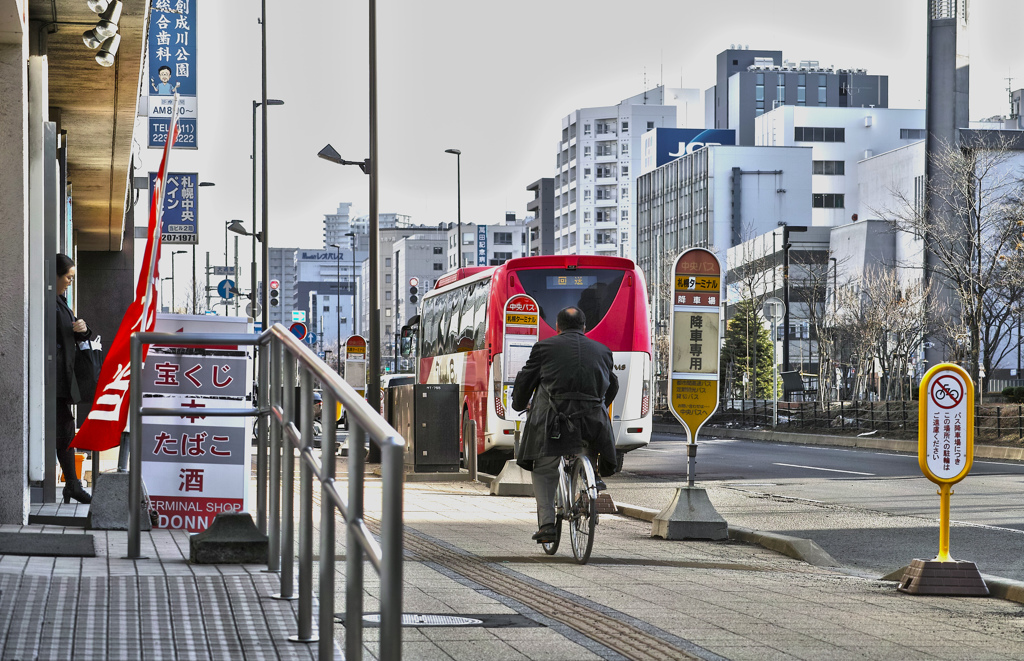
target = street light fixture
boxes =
[329,243,342,373]
[345,231,358,336]
[170,250,187,314]
[444,148,462,268]
[228,219,263,319]
[223,220,246,314]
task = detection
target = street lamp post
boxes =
[253,99,283,327]
[330,243,342,373]
[170,250,187,314]
[227,219,262,319]
[223,221,244,315]
[345,231,357,335]
[445,148,462,268]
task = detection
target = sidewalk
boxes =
[4,464,1024,660]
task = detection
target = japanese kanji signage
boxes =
[918,363,974,485]
[477,225,488,266]
[502,294,539,423]
[148,0,198,148]
[149,171,198,244]
[141,314,252,532]
[668,248,723,442]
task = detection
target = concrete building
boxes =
[446,214,530,270]
[390,234,449,372]
[706,47,889,146]
[554,87,682,259]
[268,248,299,328]
[526,178,555,256]
[755,106,926,227]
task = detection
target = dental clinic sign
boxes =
[640,128,735,175]
[148,0,198,148]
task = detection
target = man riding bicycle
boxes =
[511,307,618,544]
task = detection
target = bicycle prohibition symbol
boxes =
[541,454,599,564]
[930,374,964,410]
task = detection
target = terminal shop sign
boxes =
[668,248,723,442]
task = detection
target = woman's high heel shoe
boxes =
[62,481,92,505]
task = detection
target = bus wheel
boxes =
[615,451,625,474]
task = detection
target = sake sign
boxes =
[669,248,723,441]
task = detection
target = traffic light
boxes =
[409,276,419,304]
[270,279,280,306]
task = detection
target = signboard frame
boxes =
[149,171,198,244]
[918,363,975,485]
[147,0,199,149]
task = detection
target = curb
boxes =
[653,423,1024,462]
[615,502,839,567]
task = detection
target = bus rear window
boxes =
[516,268,625,331]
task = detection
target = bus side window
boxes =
[459,282,477,349]
[473,279,489,351]
[446,287,466,354]
[421,296,436,357]
[437,291,453,355]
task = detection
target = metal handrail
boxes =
[128,324,405,660]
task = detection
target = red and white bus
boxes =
[410,255,652,474]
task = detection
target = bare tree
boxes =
[875,136,1024,392]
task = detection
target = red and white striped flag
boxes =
[71,103,181,451]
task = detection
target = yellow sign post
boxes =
[898,363,988,596]
[652,248,728,541]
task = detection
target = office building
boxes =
[526,178,555,256]
[446,214,530,270]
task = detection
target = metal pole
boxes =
[260,0,270,335]
[205,252,211,311]
[686,442,697,488]
[337,248,341,368]
[234,236,240,316]
[352,235,357,336]
[266,339,282,572]
[171,255,176,314]
[253,100,260,322]
[366,0,381,422]
[379,439,404,659]
[782,228,791,371]
[276,350,297,600]
[456,152,462,268]
[772,319,779,427]
[291,368,316,642]
[319,389,338,660]
[256,340,269,533]
[346,423,366,661]
[128,334,143,560]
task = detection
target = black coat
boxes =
[56,294,92,401]
[511,329,618,475]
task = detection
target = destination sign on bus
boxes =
[547,275,597,289]
[675,276,720,291]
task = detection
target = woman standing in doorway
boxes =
[55,254,93,504]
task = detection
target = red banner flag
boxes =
[71,109,180,451]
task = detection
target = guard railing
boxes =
[127,324,404,660]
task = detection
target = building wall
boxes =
[755,106,926,227]
[447,217,529,270]
[526,177,554,256]
[0,25,29,523]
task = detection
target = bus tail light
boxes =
[641,379,650,418]
[494,392,505,418]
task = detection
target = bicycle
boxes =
[541,454,598,564]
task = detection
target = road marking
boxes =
[773,462,875,476]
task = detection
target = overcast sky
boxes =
[142,0,1024,285]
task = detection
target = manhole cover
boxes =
[365,614,484,627]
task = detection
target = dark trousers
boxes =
[56,398,80,484]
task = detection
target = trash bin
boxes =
[392,383,459,472]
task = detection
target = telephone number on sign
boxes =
[162,233,197,244]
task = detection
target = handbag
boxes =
[73,335,103,409]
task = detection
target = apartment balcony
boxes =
[595,153,617,163]
[594,175,616,186]
[594,197,617,207]
[594,129,617,140]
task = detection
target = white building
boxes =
[446,215,530,270]
[555,87,692,258]
[755,106,926,227]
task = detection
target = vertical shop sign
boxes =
[148,0,198,148]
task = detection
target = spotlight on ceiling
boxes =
[93,0,122,39]
[86,0,109,13]
[82,28,102,49]
[95,33,121,67]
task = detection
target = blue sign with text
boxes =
[149,171,198,244]
[477,225,488,266]
[640,128,736,175]
[148,0,198,148]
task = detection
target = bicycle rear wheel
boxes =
[568,457,597,564]
[541,515,562,555]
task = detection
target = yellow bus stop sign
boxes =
[668,248,723,443]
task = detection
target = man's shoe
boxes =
[531,525,557,543]
[595,476,607,492]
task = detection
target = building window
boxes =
[755,85,764,102]
[812,160,845,175]
[385,291,391,301]
[583,167,591,177]
[621,142,629,155]
[433,246,443,254]
[621,120,629,131]
[756,72,764,84]
[492,252,512,262]
[620,186,629,199]
[818,86,827,105]
[385,325,391,334]
[584,189,591,201]
[583,145,591,157]
[583,123,591,136]
[812,193,845,208]
[584,210,591,222]
[493,232,513,245]
[797,86,806,105]
[385,308,392,317]
[385,257,391,267]
[900,128,926,139]
[385,274,391,284]
[794,127,845,142]
[621,165,629,177]
[584,233,591,244]
[647,121,654,130]
[620,209,629,221]
[433,263,443,270]
[324,306,330,312]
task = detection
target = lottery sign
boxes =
[918,363,974,484]
[669,248,723,441]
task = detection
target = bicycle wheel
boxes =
[568,456,597,564]
[541,515,562,555]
